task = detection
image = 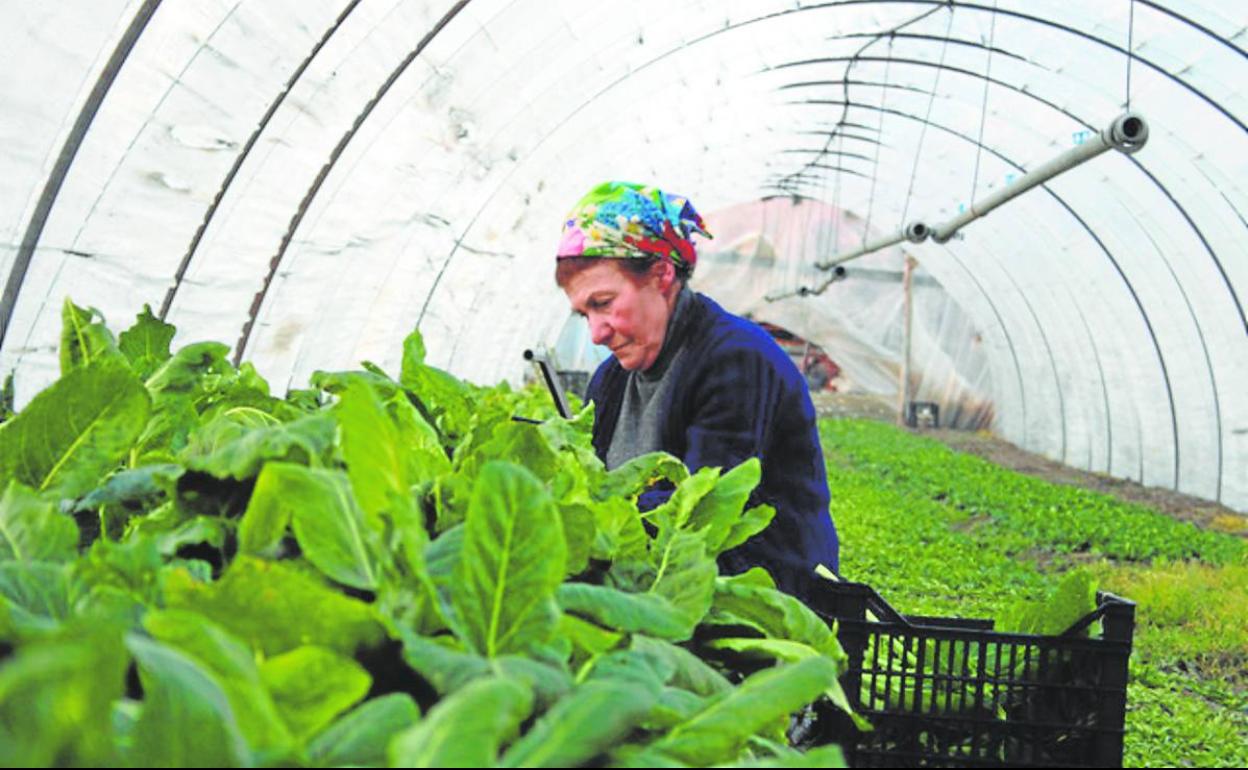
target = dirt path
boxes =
[812,392,1248,538]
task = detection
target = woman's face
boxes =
[561,260,677,372]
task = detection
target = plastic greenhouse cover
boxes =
[0,0,1245,511]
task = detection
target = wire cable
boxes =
[1126,0,1136,110]
[902,5,956,223]
[862,41,893,247]
[970,0,999,204]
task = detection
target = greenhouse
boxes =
[1,0,1244,767]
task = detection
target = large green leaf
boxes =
[259,645,371,741]
[118,304,175,380]
[143,609,294,762]
[591,496,650,562]
[0,561,82,635]
[152,516,227,557]
[737,745,848,768]
[708,569,845,662]
[648,529,717,629]
[500,680,657,768]
[73,535,164,610]
[181,411,335,480]
[0,623,127,766]
[556,500,594,577]
[311,369,400,399]
[126,634,250,767]
[704,637,858,722]
[163,555,384,656]
[599,451,688,502]
[0,481,77,562]
[0,358,150,500]
[307,693,420,767]
[386,389,452,483]
[240,462,384,590]
[1002,569,1099,636]
[144,341,232,395]
[584,649,671,694]
[685,458,761,550]
[389,675,533,768]
[336,381,416,521]
[73,463,184,513]
[652,656,841,765]
[608,746,689,768]
[557,583,694,641]
[644,687,709,731]
[398,631,489,696]
[629,636,732,697]
[648,466,720,531]
[398,629,572,708]
[399,328,473,440]
[720,505,776,554]
[559,613,624,658]
[60,299,120,375]
[450,461,566,657]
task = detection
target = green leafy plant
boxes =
[0,300,853,768]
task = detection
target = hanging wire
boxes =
[970,0,999,204]
[1125,0,1136,110]
[832,128,845,251]
[901,5,956,224]
[861,40,893,247]
[775,4,946,190]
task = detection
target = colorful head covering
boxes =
[556,181,712,271]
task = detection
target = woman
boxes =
[556,181,839,599]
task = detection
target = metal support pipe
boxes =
[523,347,571,419]
[763,265,847,302]
[815,221,930,270]
[929,112,1148,243]
[897,256,916,427]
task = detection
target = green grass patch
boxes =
[1124,663,1248,768]
[820,417,1248,768]
[1095,561,1248,686]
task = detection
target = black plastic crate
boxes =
[802,581,1135,768]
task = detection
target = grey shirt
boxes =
[605,286,695,470]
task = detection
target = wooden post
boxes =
[897,256,917,427]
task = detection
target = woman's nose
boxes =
[589,316,612,345]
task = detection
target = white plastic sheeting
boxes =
[1,0,1246,511]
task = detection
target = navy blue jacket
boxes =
[587,292,839,599]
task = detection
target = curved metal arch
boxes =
[232,0,472,366]
[781,55,1245,332]
[792,0,1248,135]
[1065,288,1119,476]
[785,53,1228,496]
[1127,205,1225,498]
[835,30,1028,63]
[938,248,1029,447]
[1134,0,1248,59]
[994,253,1068,462]
[0,0,163,350]
[768,21,1247,336]
[413,1,953,327]
[766,161,874,179]
[793,97,1182,487]
[158,0,366,320]
[781,148,879,164]
[411,0,1231,366]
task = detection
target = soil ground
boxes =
[811,391,1248,538]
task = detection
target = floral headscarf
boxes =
[556,181,712,271]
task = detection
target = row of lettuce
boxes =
[0,301,853,768]
[818,418,1248,767]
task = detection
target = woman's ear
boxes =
[652,258,677,293]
